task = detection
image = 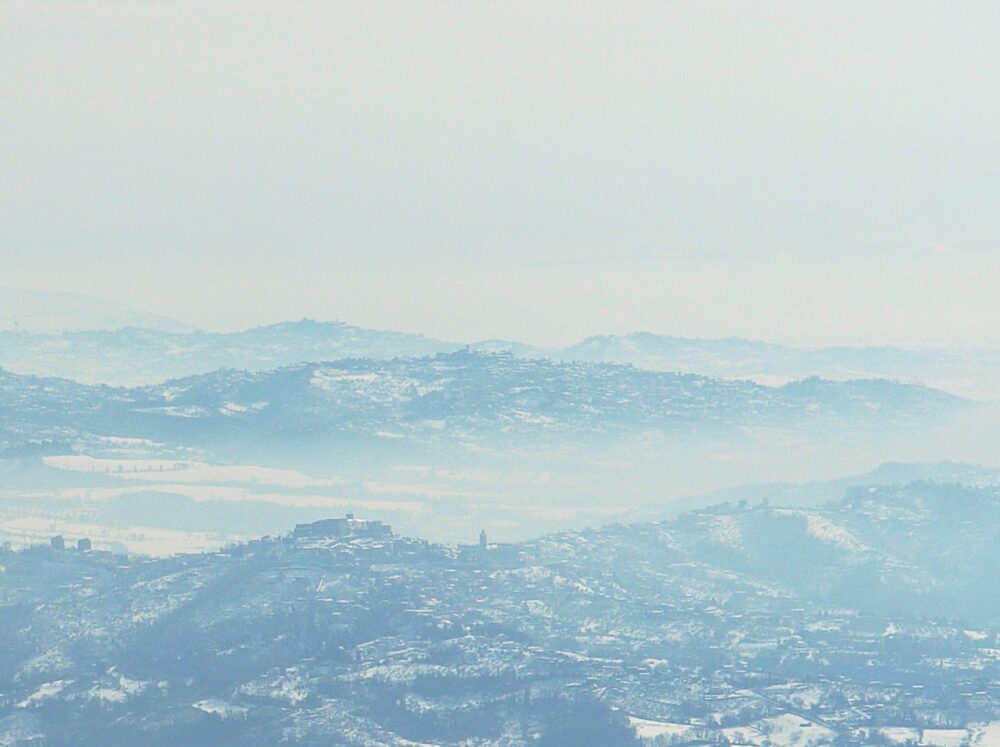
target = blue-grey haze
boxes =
[3,4,1000,745]
[2,2,998,346]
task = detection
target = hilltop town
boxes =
[2,483,999,745]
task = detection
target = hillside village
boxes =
[2,484,999,745]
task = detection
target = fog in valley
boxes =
[2,2,999,745]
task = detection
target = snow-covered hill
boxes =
[1,482,999,745]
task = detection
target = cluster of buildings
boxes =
[50,535,91,552]
[292,514,393,540]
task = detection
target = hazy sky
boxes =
[2,1,998,346]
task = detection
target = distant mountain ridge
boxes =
[0,287,191,334]
[658,459,1000,518]
[0,351,966,459]
[0,319,457,386]
[558,332,1000,399]
[0,318,997,399]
